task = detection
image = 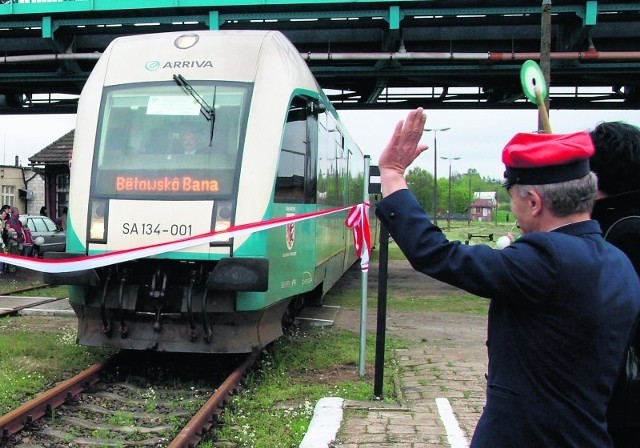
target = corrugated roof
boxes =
[29,129,74,165]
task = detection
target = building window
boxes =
[1,185,15,207]
[56,174,69,217]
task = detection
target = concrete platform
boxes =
[294,305,340,327]
[0,295,75,317]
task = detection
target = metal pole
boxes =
[539,0,552,132]
[433,133,438,225]
[425,127,450,224]
[468,173,472,226]
[440,156,460,230]
[374,223,389,398]
[359,156,371,377]
[447,161,452,230]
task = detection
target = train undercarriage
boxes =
[47,258,300,353]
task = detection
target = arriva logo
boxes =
[145,60,161,71]
[145,60,213,71]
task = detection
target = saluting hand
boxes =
[378,108,429,197]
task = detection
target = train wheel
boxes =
[282,295,305,330]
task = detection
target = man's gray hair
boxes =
[514,172,598,217]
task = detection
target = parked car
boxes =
[19,215,66,254]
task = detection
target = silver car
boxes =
[20,215,66,254]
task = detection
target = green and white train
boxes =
[48,30,372,353]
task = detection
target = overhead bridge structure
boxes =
[0,0,638,114]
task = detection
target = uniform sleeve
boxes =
[375,189,559,303]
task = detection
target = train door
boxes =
[268,96,319,301]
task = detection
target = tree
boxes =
[405,167,433,212]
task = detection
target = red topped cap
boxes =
[502,131,594,186]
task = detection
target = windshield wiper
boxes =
[173,74,216,146]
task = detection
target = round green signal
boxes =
[520,60,548,105]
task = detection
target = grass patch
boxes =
[12,285,69,298]
[370,243,407,262]
[325,291,488,315]
[373,222,516,256]
[214,327,401,447]
[0,316,114,414]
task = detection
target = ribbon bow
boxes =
[345,202,371,272]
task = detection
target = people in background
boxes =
[40,206,48,217]
[589,121,640,447]
[20,219,34,257]
[8,206,24,250]
[59,206,68,231]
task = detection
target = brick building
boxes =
[28,129,73,222]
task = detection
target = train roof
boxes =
[100,30,318,89]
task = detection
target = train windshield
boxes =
[92,81,251,198]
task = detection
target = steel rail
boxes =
[0,296,66,318]
[168,350,260,448]
[0,358,110,441]
[0,283,55,296]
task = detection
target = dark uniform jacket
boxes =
[376,189,640,448]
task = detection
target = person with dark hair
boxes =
[589,121,640,447]
[374,108,640,447]
[0,205,8,273]
[20,219,34,257]
[8,206,24,250]
[590,121,640,273]
[39,206,48,217]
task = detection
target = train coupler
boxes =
[149,268,168,299]
[153,308,163,332]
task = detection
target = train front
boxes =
[50,31,303,353]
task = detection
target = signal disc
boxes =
[520,60,547,105]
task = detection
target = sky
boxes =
[340,108,640,180]
[1,108,638,180]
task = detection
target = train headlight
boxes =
[213,201,233,244]
[89,199,107,242]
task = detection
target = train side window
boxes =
[275,97,316,203]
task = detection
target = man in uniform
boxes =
[375,108,640,447]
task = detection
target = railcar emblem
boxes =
[286,222,295,251]
[285,214,295,251]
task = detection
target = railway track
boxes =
[0,281,69,318]
[0,350,259,447]
[0,283,58,297]
[0,296,67,319]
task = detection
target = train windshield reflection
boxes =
[92,81,251,197]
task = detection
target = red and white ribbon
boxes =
[0,204,367,274]
[345,202,371,271]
